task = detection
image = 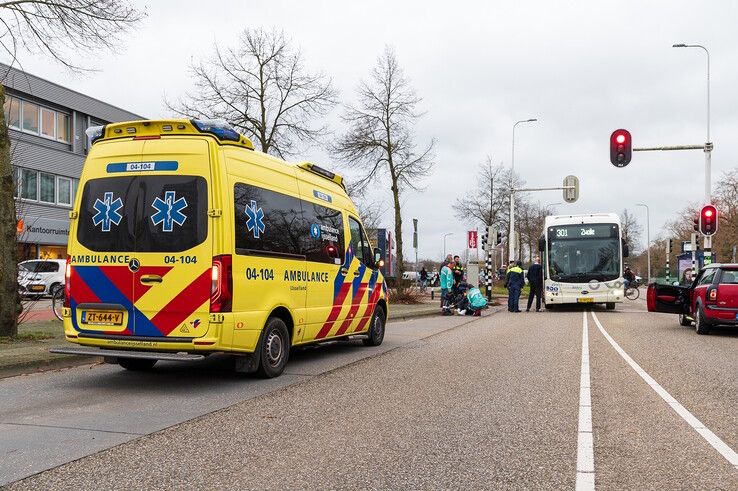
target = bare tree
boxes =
[167,27,337,159]
[0,0,145,337]
[620,208,643,255]
[453,159,525,259]
[345,182,385,233]
[333,47,435,287]
[0,0,144,71]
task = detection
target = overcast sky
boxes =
[8,0,738,261]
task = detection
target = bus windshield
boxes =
[547,223,621,282]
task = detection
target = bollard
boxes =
[431,290,434,300]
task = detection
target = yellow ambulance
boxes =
[52,120,387,378]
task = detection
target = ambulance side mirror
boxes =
[374,248,384,268]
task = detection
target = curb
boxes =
[0,354,102,380]
[1,305,495,379]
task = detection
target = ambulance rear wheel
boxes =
[363,306,385,347]
[118,358,157,371]
[256,317,290,378]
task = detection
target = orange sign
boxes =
[16,219,23,235]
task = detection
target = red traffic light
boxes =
[699,204,718,236]
[610,129,632,167]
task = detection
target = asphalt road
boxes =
[5,298,738,489]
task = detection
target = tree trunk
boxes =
[0,86,19,337]
[390,177,404,293]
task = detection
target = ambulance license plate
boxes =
[577,298,594,303]
[81,311,123,326]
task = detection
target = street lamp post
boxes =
[509,118,538,262]
[673,43,712,258]
[636,203,651,284]
[443,233,454,258]
[544,202,562,214]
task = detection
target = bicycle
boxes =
[52,286,65,321]
[624,281,641,300]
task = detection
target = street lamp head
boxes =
[672,43,687,48]
[527,118,538,122]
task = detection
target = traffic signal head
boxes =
[610,129,632,167]
[496,231,503,245]
[699,204,718,236]
[693,216,699,232]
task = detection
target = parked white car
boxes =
[18,259,66,298]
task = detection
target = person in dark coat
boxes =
[526,255,544,312]
[505,260,525,312]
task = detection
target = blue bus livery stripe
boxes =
[107,161,179,173]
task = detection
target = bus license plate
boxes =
[577,298,594,303]
[81,311,123,326]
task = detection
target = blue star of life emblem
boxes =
[92,192,123,232]
[151,191,188,232]
[245,199,265,238]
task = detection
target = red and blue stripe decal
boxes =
[69,265,207,337]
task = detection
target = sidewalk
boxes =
[0,302,458,379]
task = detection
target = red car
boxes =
[647,263,738,334]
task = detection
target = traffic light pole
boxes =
[508,184,577,263]
[634,142,714,265]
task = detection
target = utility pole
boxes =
[673,43,712,262]
[636,203,651,284]
[509,118,537,262]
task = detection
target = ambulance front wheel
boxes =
[363,306,386,347]
[256,317,290,378]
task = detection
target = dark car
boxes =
[647,263,738,334]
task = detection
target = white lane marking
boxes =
[591,311,738,470]
[576,310,595,490]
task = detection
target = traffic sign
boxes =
[467,230,478,249]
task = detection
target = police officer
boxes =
[452,255,464,287]
[505,260,525,313]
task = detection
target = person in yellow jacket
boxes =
[504,260,525,313]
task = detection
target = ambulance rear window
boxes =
[77,176,207,253]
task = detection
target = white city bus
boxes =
[539,213,627,310]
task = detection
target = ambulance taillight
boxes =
[210,255,233,313]
[64,256,71,308]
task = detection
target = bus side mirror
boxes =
[374,248,384,268]
[538,236,545,252]
[622,239,629,258]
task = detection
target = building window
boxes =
[57,176,71,206]
[39,172,55,203]
[57,113,70,143]
[3,95,71,143]
[20,168,37,200]
[22,101,39,133]
[71,178,78,204]
[4,97,20,129]
[40,107,55,139]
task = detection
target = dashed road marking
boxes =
[576,310,595,490]
[591,310,738,470]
